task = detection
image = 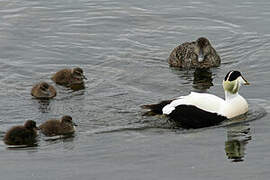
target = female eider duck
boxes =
[39,115,77,136]
[142,71,249,128]
[31,82,57,99]
[51,67,87,87]
[4,120,39,146]
[168,37,221,69]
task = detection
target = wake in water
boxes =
[81,100,266,136]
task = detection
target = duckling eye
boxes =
[64,118,72,123]
[41,84,49,89]
[31,122,36,127]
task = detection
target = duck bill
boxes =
[241,76,250,85]
[82,74,87,80]
[198,49,204,62]
[35,127,40,130]
[73,122,78,126]
[76,73,87,80]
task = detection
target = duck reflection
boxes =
[37,99,51,113]
[170,67,214,91]
[225,123,251,162]
[42,134,76,151]
[192,68,213,91]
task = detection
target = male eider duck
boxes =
[31,82,57,99]
[39,115,77,136]
[142,71,249,128]
[168,37,221,69]
[51,67,87,87]
[4,120,39,145]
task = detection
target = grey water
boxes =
[0,0,270,179]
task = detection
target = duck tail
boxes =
[141,100,173,116]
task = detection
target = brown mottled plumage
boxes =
[31,82,57,99]
[4,120,39,146]
[39,116,77,136]
[51,67,87,87]
[168,37,221,69]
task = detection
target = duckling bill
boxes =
[168,37,221,69]
[51,67,87,87]
[39,115,77,136]
[4,120,39,146]
[31,82,57,99]
[141,71,249,129]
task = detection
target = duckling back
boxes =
[51,69,72,86]
[51,67,86,87]
[4,121,38,145]
[39,119,76,136]
[31,82,57,99]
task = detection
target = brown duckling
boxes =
[168,37,221,69]
[51,67,87,87]
[4,120,39,146]
[39,115,77,136]
[31,82,57,99]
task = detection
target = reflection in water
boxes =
[37,99,51,113]
[225,123,251,162]
[42,134,76,151]
[43,134,75,142]
[192,68,213,91]
[170,67,213,91]
[6,143,39,150]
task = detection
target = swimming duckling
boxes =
[31,82,57,99]
[141,71,249,128]
[39,115,77,136]
[168,37,221,69]
[4,120,39,146]
[51,67,87,87]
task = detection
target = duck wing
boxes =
[162,92,227,128]
[168,104,227,128]
[163,92,224,115]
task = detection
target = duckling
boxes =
[51,67,87,87]
[39,115,77,136]
[4,120,39,145]
[31,82,57,99]
[141,71,249,128]
[168,37,221,69]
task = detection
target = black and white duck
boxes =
[141,71,250,128]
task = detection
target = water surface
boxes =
[1,0,270,179]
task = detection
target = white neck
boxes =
[225,91,239,101]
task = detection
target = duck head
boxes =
[39,82,51,96]
[196,37,212,62]
[71,67,87,82]
[223,71,250,94]
[24,120,40,130]
[61,115,77,127]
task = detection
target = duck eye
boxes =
[41,84,49,89]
